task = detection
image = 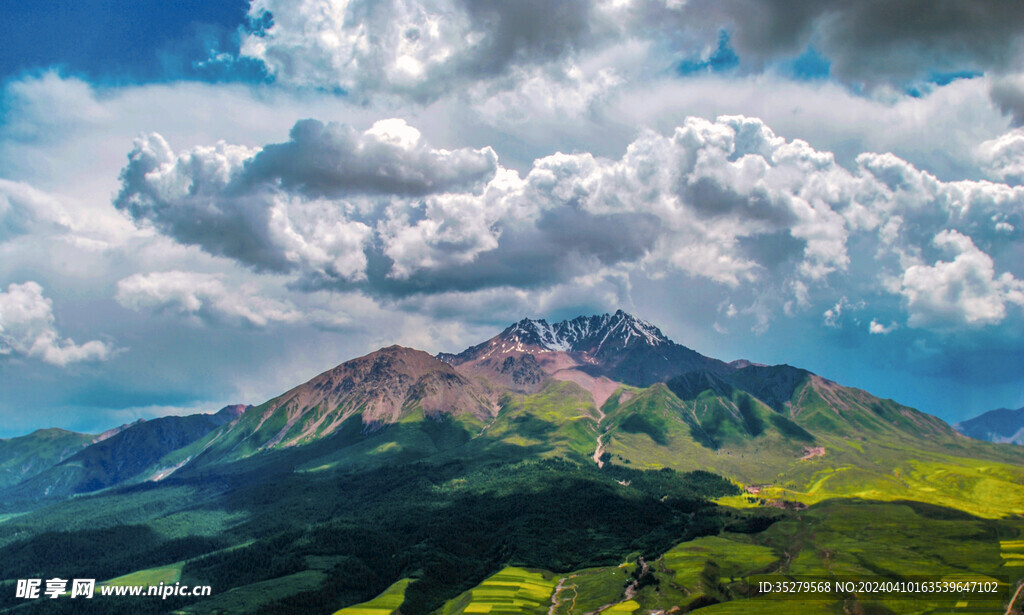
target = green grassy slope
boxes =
[482,381,601,461]
[596,375,1024,518]
[0,428,94,490]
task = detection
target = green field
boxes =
[550,565,631,615]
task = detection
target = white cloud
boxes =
[899,230,1024,328]
[0,282,113,366]
[0,179,72,241]
[606,74,1008,182]
[869,319,897,335]
[106,112,1024,338]
[238,0,620,102]
[115,271,351,329]
[978,128,1024,185]
[823,296,863,328]
[468,59,625,127]
[856,152,1024,256]
[113,120,496,283]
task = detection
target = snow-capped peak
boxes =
[501,311,669,354]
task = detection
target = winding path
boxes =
[549,576,579,615]
[592,404,608,468]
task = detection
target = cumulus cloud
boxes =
[115,271,351,329]
[240,0,613,102]
[978,129,1024,185]
[899,230,1024,328]
[854,151,1024,258]
[238,118,498,196]
[113,114,1024,333]
[114,115,855,297]
[114,119,496,283]
[232,0,1024,104]
[0,282,113,366]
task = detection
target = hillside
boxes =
[0,428,95,490]
[154,346,498,473]
[2,405,246,503]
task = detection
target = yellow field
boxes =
[601,600,639,614]
[101,563,183,587]
[333,578,411,615]
[439,567,557,615]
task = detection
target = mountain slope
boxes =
[597,368,1024,517]
[955,406,1024,444]
[0,428,95,490]
[166,346,498,470]
[3,405,246,501]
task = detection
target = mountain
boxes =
[0,428,95,490]
[955,406,1024,444]
[3,405,247,501]
[3,312,1024,615]
[162,346,498,470]
[439,310,729,405]
[0,312,994,505]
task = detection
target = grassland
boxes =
[753,436,1024,518]
[549,565,631,615]
[485,382,601,461]
[176,570,329,614]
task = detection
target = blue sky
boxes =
[0,0,253,84]
[3,0,1024,437]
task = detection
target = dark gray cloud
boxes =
[330,206,663,297]
[991,76,1024,127]
[813,1,1024,84]
[682,176,796,225]
[652,0,1024,87]
[456,0,597,77]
